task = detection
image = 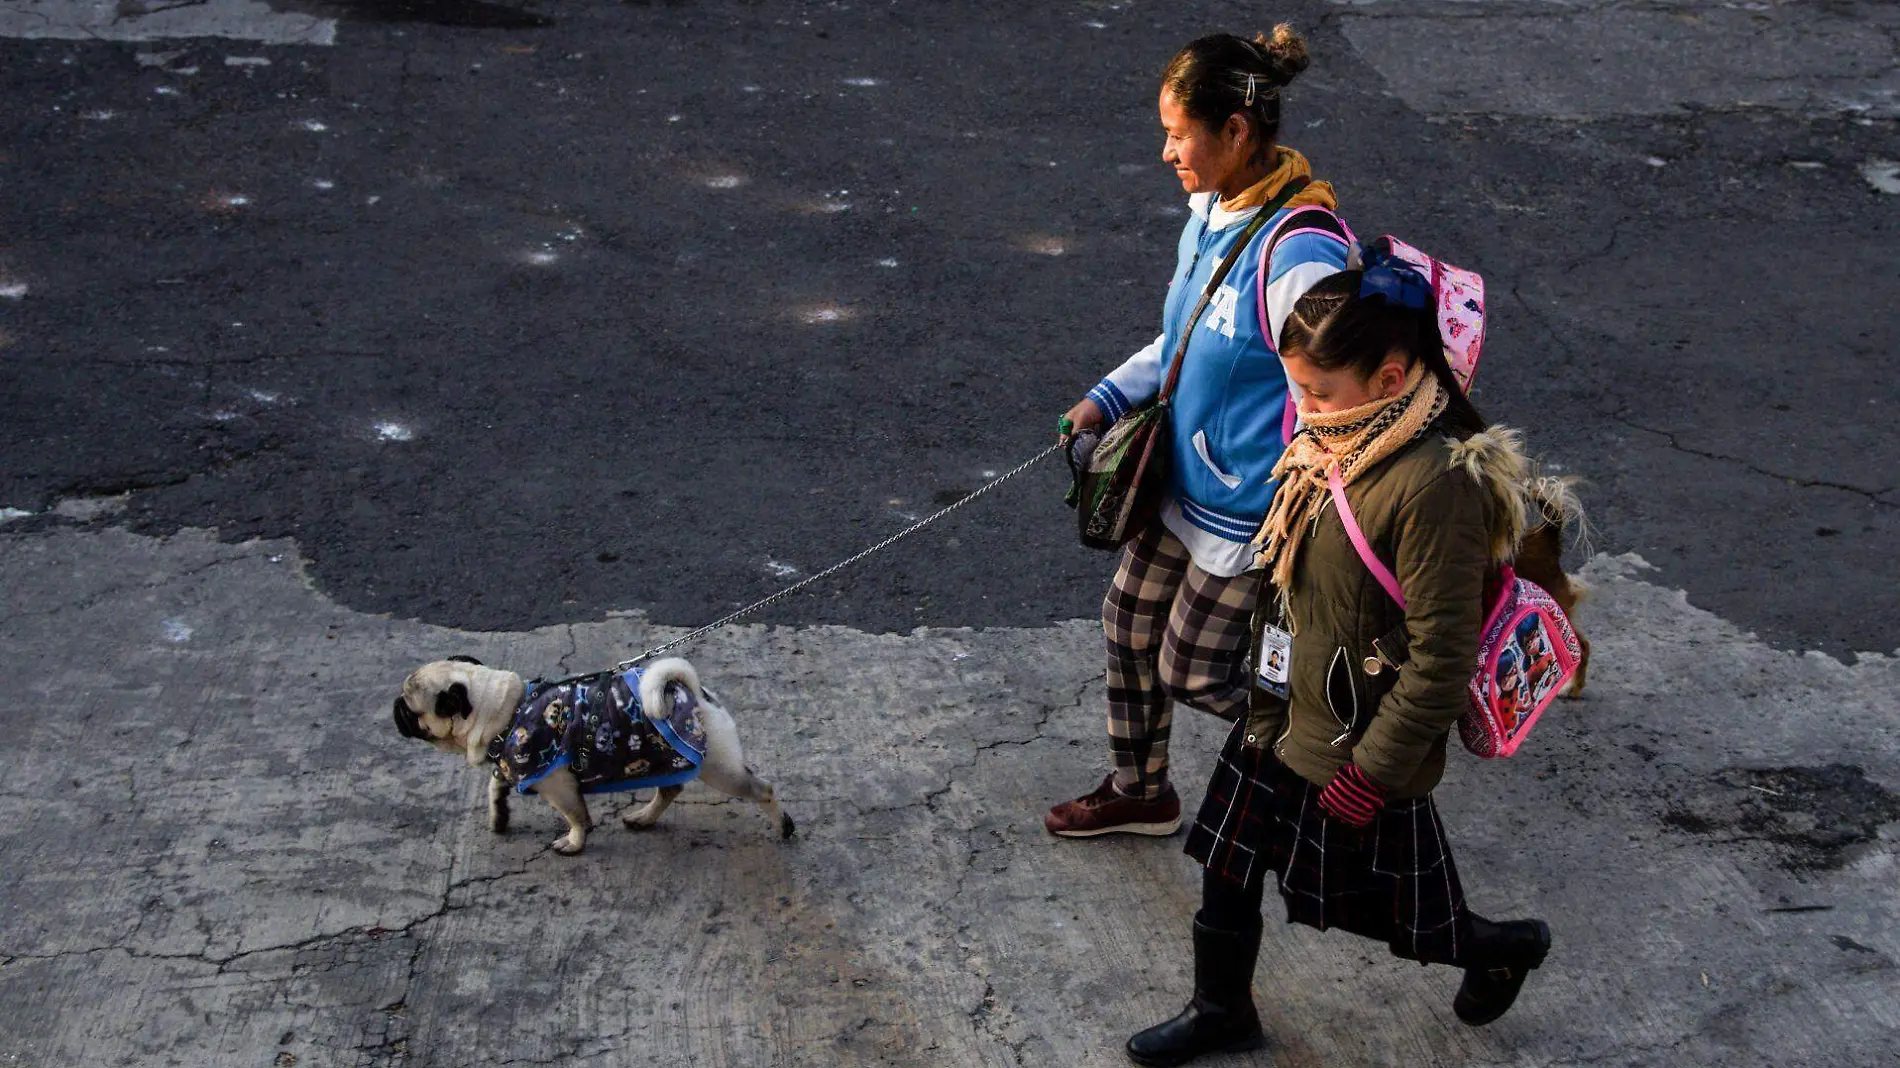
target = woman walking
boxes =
[1124,266,1553,1066]
[1046,25,1354,838]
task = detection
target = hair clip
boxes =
[1358,250,1432,311]
[1244,73,1257,106]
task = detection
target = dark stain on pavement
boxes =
[1663,764,1900,872]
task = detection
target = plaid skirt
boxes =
[1185,721,1471,965]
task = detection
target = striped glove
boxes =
[1318,764,1386,828]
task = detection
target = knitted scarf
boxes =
[1217,146,1338,214]
[1252,364,1448,590]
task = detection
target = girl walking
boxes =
[1125,264,1553,1065]
[1047,26,1354,838]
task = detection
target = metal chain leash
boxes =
[616,443,1062,671]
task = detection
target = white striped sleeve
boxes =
[1263,234,1353,354]
[1089,332,1164,423]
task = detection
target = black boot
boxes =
[1453,917,1551,1026]
[1125,912,1265,1067]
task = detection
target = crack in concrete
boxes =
[0,840,559,975]
[842,671,1091,818]
[938,672,1095,1065]
[1,546,259,619]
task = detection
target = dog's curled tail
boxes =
[1527,473,1592,558]
[639,657,704,715]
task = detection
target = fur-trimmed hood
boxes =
[1448,426,1530,564]
[1447,426,1581,565]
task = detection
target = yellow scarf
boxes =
[1252,364,1447,591]
[1217,146,1337,214]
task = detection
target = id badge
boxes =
[1257,623,1292,700]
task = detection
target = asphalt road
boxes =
[2,0,1896,655]
[3,3,1899,1068]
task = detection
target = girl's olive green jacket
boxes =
[1246,427,1534,799]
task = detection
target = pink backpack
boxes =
[1314,236,1576,758]
[1327,467,1582,758]
[1368,234,1486,392]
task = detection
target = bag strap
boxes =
[1326,464,1407,609]
[1156,177,1310,406]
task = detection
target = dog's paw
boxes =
[621,810,660,831]
[552,834,586,856]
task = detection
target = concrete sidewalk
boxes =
[2,525,1894,1067]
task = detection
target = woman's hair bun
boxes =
[1254,23,1310,86]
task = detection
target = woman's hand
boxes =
[1058,397,1106,445]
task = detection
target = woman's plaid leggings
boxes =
[1100,522,1264,800]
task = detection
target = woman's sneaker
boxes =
[1045,773,1182,837]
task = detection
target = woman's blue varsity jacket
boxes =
[1089,194,1352,574]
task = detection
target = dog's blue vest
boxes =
[486,668,707,794]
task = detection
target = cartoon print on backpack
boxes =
[1493,646,1532,732]
[1520,616,1565,708]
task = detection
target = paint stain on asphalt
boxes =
[375,422,414,442]
[1860,160,1900,195]
[797,305,854,324]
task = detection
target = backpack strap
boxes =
[1326,465,1407,609]
[1258,205,1354,444]
[1255,205,1354,357]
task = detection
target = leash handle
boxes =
[615,443,1061,671]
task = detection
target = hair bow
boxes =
[1358,250,1433,311]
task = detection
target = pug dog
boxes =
[393,655,793,855]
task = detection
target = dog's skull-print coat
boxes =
[487,668,707,794]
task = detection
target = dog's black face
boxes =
[392,696,432,740]
[392,680,475,742]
